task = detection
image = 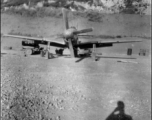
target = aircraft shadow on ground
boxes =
[2,51,137,62]
[75,55,136,63]
[75,56,90,62]
[97,55,136,59]
[105,101,133,120]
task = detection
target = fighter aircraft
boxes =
[3,8,142,60]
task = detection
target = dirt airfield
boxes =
[1,9,151,120]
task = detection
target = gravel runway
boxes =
[1,52,151,120]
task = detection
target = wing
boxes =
[75,40,142,49]
[3,34,67,48]
[78,34,117,39]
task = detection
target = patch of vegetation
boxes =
[1,0,150,16]
[2,0,42,7]
[4,7,62,18]
[122,0,150,14]
[9,31,43,37]
[85,11,103,22]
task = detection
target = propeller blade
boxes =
[68,39,75,57]
[77,34,96,39]
[50,34,64,39]
[62,8,69,30]
[73,28,93,34]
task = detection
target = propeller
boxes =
[62,8,76,57]
[50,34,64,39]
[73,28,93,34]
[77,34,119,39]
[68,39,75,57]
[62,8,69,30]
[62,8,93,58]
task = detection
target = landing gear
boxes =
[23,45,54,59]
[25,49,33,55]
[40,50,46,57]
[24,48,34,56]
[55,49,64,55]
[44,41,54,59]
[23,47,41,56]
[45,51,53,59]
[91,44,99,61]
[40,49,53,59]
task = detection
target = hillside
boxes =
[1,0,151,15]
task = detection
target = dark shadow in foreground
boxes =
[106,101,133,120]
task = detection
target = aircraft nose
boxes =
[64,30,73,38]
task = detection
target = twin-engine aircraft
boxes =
[3,8,141,60]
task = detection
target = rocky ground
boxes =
[1,51,151,120]
[1,9,151,120]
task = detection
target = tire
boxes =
[59,49,63,55]
[25,49,33,55]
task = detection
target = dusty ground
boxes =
[1,11,151,120]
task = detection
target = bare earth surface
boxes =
[1,12,151,120]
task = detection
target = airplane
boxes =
[2,8,142,61]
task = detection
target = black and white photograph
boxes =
[1,0,151,120]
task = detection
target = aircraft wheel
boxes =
[58,49,64,55]
[25,49,33,56]
[55,49,63,55]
